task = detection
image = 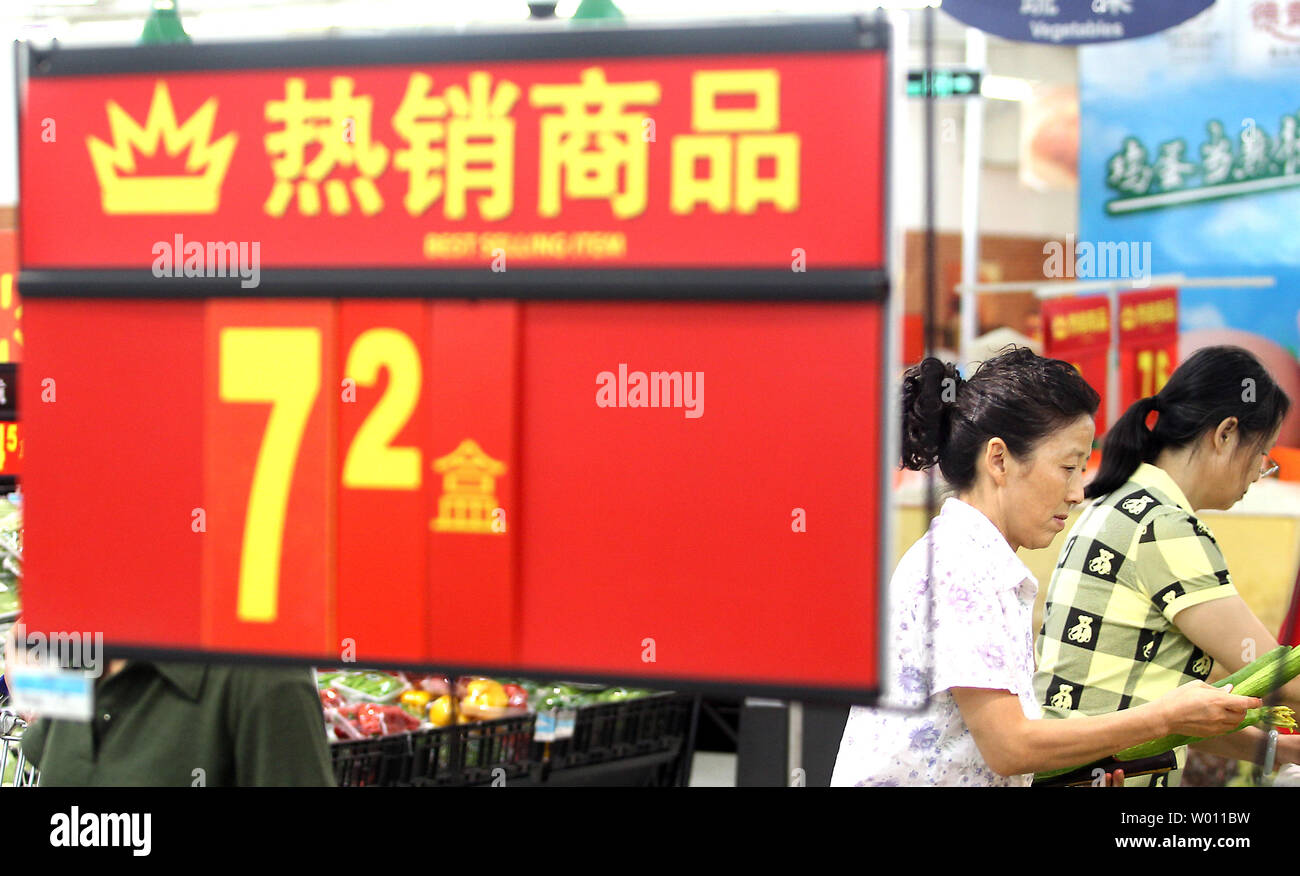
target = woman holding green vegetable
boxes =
[1034,345,1300,786]
[831,347,1257,787]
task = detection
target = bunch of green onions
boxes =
[1035,645,1300,782]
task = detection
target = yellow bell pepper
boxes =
[428,694,454,728]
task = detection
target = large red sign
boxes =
[1042,294,1111,435]
[21,53,884,272]
[22,299,884,697]
[1117,287,1178,411]
[18,20,888,702]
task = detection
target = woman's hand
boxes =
[1154,681,1260,738]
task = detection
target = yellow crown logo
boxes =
[87,80,237,215]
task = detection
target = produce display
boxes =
[1035,644,1300,782]
[0,498,20,618]
[327,701,422,739]
[321,668,692,787]
[317,668,660,740]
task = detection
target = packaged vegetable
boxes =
[316,669,348,689]
[334,671,405,704]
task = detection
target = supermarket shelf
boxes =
[330,693,701,788]
[510,749,683,788]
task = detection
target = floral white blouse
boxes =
[831,497,1042,787]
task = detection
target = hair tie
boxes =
[1144,397,1160,432]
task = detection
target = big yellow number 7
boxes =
[220,327,321,623]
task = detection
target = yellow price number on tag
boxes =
[219,326,425,623]
[1136,348,1171,398]
[342,328,423,490]
[220,328,321,623]
[0,422,19,472]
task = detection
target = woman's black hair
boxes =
[1086,345,1291,499]
[901,345,1100,492]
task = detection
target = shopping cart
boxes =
[0,679,39,787]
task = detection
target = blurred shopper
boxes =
[831,347,1257,787]
[1035,345,1300,786]
[12,650,334,786]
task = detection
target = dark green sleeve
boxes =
[231,667,335,787]
[16,716,47,768]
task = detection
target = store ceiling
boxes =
[3,1,981,44]
[2,0,1062,174]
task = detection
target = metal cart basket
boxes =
[0,708,39,787]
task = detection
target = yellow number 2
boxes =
[220,327,321,623]
[343,328,422,490]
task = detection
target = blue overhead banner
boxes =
[1078,0,1300,446]
[941,0,1215,45]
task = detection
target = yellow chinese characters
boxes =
[530,68,661,219]
[393,72,521,220]
[1120,298,1176,332]
[671,70,800,214]
[264,77,389,217]
[1050,306,1110,343]
[431,439,506,535]
[257,66,799,223]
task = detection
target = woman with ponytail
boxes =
[832,347,1256,786]
[1034,345,1300,785]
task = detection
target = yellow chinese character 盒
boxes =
[264,77,389,217]
[529,68,661,219]
[671,70,800,215]
[431,438,506,535]
[393,71,521,220]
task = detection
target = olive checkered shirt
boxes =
[1033,463,1237,786]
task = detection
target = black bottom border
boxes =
[6,785,1288,860]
